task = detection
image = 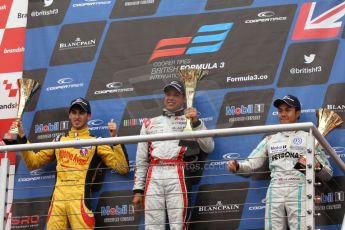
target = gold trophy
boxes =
[177,68,207,156]
[315,108,343,147]
[295,108,343,172]
[177,68,207,132]
[2,78,40,145]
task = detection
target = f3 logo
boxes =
[148,22,233,63]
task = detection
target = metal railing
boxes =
[0,122,344,230]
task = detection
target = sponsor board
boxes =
[216,89,274,128]
[278,41,338,87]
[95,190,141,229]
[118,98,163,136]
[50,21,106,66]
[315,176,345,225]
[0,27,26,73]
[189,182,248,229]
[27,0,70,28]
[11,197,50,229]
[86,5,295,99]
[28,108,69,143]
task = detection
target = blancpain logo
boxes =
[327,104,345,112]
[59,37,96,50]
[94,82,134,95]
[304,54,316,64]
[245,11,287,24]
[46,77,84,91]
[198,201,240,213]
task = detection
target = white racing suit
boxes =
[133,113,214,230]
[237,131,333,230]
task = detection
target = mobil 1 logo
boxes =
[216,89,274,128]
[29,108,70,143]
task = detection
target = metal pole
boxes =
[0,154,9,230]
[0,123,317,152]
[305,128,315,230]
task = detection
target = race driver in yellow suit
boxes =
[13,97,129,230]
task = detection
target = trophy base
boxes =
[2,132,19,145]
[294,162,306,174]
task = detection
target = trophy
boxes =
[294,108,343,172]
[315,108,343,147]
[177,68,207,157]
[177,68,207,132]
[2,78,40,145]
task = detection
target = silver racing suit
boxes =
[133,113,214,230]
[237,131,332,230]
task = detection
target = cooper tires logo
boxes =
[222,153,240,160]
[258,11,275,18]
[29,169,45,176]
[88,119,104,126]
[333,146,345,154]
[57,78,73,84]
[106,82,123,89]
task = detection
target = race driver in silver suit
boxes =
[228,95,333,230]
[132,80,214,230]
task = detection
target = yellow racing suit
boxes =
[20,127,129,229]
